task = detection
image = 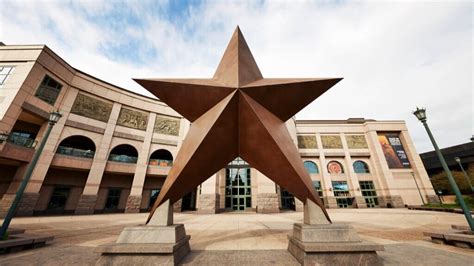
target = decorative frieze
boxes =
[117,107,149,130]
[297,135,318,149]
[154,115,180,136]
[321,135,343,149]
[346,135,368,149]
[70,93,112,122]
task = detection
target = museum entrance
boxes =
[225,157,252,211]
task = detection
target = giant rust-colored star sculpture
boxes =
[135,27,341,223]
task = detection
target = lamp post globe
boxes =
[49,110,62,125]
[413,107,427,122]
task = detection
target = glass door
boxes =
[225,158,251,211]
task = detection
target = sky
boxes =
[0,0,472,153]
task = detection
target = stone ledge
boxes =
[288,236,384,252]
[424,229,473,249]
[97,236,190,254]
[0,233,54,252]
[117,224,188,244]
[292,223,362,243]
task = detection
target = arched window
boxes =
[304,161,319,174]
[353,161,370,174]
[149,149,173,166]
[56,135,96,158]
[327,161,344,174]
[108,144,138,163]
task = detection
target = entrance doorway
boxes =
[225,158,251,211]
[181,190,196,211]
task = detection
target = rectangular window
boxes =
[47,187,70,210]
[0,66,14,86]
[105,188,122,210]
[332,181,352,208]
[359,181,378,208]
[35,75,62,105]
[312,180,324,197]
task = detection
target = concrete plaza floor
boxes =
[0,208,472,265]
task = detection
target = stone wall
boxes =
[125,195,142,213]
[378,195,405,208]
[75,194,98,215]
[256,193,279,213]
[198,194,220,213]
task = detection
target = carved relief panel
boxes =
[117,107,149,130]
[154,115,180,136]
[321,135,343,149]
[297,135,318,149]
[346,135,368,149]
[70,93,112,122]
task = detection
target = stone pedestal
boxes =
[96,224,190,265]
[75,194,97,215]
[288,199,384,265]
[288,224,384,265]
[256,193,280,213]
[96,199,190,265]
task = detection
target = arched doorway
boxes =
[225,157,251,211]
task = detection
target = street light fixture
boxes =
[455,157,474,193]
[413,107,474,231]
[0,132,9,143]
[0,110,62,240]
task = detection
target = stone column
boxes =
[197,174,219,213]
[366,129,404,208]
[125,113,156,213]
[399,129,438,203]
[75,102,122,215]
[255,170,280,213]
[15,88,78,216]
[340,133,367,208]
[316,133,337,208]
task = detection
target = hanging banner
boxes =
[378,133,411,169]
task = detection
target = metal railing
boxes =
[7,134,37,148]
[148,159,173,167]
[56,146,95,158]
[108,154,138,164]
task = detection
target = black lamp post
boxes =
[0,111,62,239]
[413,107,473,231]
[455,157,474,193]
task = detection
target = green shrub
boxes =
[455,195,474,206]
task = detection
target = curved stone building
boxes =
[0,44,438,217]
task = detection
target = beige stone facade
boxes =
[0,45,438,217]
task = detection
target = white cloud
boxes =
[0,0,471,152]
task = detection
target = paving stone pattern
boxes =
[0,209,472,265]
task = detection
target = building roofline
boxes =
[0,44,162,103]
